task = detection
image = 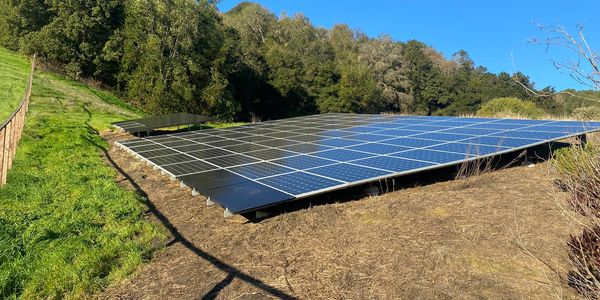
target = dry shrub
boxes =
[456,156,495,180]
[250,112,262,123]
[454,150,499,189]
[568,225,600,299]
[552,136,600,299]
[552,144,600,217]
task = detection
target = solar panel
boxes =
[116,113,600,216]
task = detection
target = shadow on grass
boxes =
[81,105,296,299]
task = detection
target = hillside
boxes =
[0,48,164,298]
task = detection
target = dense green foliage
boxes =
[0,50,164,298]
[476,97,545,119]
[1,0,598,120]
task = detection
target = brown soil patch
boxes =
[100,130,582,299]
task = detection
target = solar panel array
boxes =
[116,113,600,215]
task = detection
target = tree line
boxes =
[0,0,568,121]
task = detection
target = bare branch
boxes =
[530,22,600,90]
[510,74,600,103]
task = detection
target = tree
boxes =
[202,67,240,120]
[402,40,450,115]
[359,36,412,112]
[222,2,275,74]
[0,0,52,50]
[119,0,234,115]
[337,64,381,113]
[23,0,125,78]
[264,13,337,116]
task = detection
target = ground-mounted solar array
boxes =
[116,113,600,216]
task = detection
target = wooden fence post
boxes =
[0,127,5,185]
[7,119,13,171]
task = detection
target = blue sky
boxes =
[217,0,600,91]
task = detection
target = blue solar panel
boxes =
[270,155,335,169]
[117,113,600,216]
[459,136,541,148]
[205,154,259,168]
[353,156,434,172]
[317,138,364,147]
[310,149,375,161]
[402,125,453,132]
[346,133,392,142]
[308,163,392,182]
[427,143,508,156]
[148,153,197,165]
[528,125,586,133]
[368,122,412,129]
[491,131,566,140]
[392,149,468,164]
[318,130,355,138]
[441,128,501,136]
[381,138,444,148]
[347,143,411,155]
[162,160,218,176]
[344,126,383,133]
[281,143,334,154]
[412,132,474,142]
[377,129,425,137]
[467,123,523,130]
[228,162,295,179]
[492,119,549,125]
[257,172,344,196]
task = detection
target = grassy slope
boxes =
[0,49,164,298]
[0,48,30,120]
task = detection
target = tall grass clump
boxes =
[477,97,545,119]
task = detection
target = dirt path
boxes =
[101,131,581,299]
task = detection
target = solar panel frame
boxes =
[116,113,600,215]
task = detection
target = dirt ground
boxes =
[100,130,583,300]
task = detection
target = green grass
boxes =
[0,48,30,121]
[0,49,166,298]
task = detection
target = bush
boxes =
[476,97,545,119]
[573,106,600,121]
[551,145,600,217]
[568,225,600,299]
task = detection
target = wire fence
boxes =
[0,55,36,186]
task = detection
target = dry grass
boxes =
[99,131,586,299]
